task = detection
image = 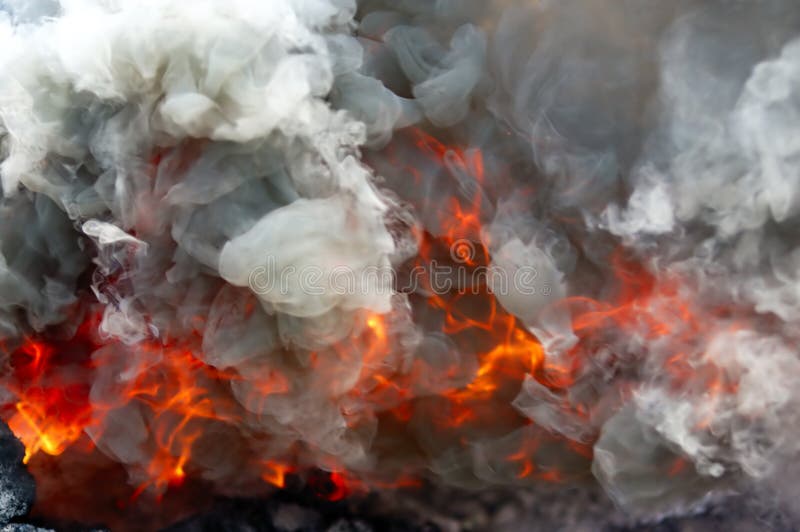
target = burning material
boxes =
[1,0,800,529]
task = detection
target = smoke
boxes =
[2,0,800,526]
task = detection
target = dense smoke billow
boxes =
[1,0,800,526]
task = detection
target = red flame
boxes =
[0,130,746,524]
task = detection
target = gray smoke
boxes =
[1,0,800,526]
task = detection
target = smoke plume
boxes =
[1,0,800,527]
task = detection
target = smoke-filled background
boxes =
[1,0,800,529]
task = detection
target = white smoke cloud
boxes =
[2,0,800,526]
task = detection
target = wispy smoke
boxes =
[1,0,800,526]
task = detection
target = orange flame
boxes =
[0,130,748,511]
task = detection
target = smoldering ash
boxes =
[1,0,800,526]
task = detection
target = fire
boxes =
[311,470,350,501]
[261,461,293,488]
[3,0,798,528]
[3,315,99,465]
[95,343,241,496]
[10,388,91,464]
[0,128,746,515]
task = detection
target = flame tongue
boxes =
[1,180,719,504]
[5,319,99,465]
[0,125,764,522]
[1,0,799,527]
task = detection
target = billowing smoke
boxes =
[1,0,800,527]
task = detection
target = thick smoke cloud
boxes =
[1,0,800,526]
